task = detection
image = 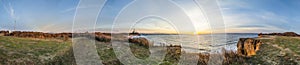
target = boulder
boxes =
[128,37,151,47]
[237,38,262,57]
[95,35,111,42]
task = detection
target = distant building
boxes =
[129,29,140,36]
[9,30,13,33]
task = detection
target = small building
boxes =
[129,29,140,36]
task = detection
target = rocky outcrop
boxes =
[94,32,111,42]
[237,38,262,57]
[73,33,111,42]
[259,32,299,37]
[283,32,298,36]
[129,29,140,36]
[128,37,151,47]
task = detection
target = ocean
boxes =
[143,33,258,53]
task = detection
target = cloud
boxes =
[3,0,297,33]
[60,6,92,13]
[61,7,76,13]
[223,11,289,33]
[36,21,73,33]
[2,0,16,19]
[8,3,15,19]
[235,25,267,28]
[219,0,292,33]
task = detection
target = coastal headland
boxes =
[0,31,299,65]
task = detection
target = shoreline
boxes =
[1,31,300,64]
[0,30,254,54]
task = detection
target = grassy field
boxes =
[0,36,183,65]
[243,36,300,65]
[95,40,182,65]
[0,36,217,65]
[2,35,299,65]
[273,36,300,55]
[0,36,74,65]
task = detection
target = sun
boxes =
[195,31,211,35]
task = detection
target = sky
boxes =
[1,0,300,34]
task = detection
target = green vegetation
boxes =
[0,36,183,65]
[241,36,300,65]
[96,42,122,65]
[273,36,300,55]
[95,41,181,65]
[2,35,300,65]
[0,36,73,65]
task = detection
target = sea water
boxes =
[143,33,258,53]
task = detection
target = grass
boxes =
[95,41,182,65]
[97,36,300,65]
[3,35,300,65]
[0,36,250,65]
[273,36,300,55]
[95,42,122,65]
[241,36,300,65]
[0,36,73,65]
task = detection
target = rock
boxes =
[237,38,262,57]
[259,32,299,37]
[128,37,151,47]
[95,32,111,42]
[283,32,298,37]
